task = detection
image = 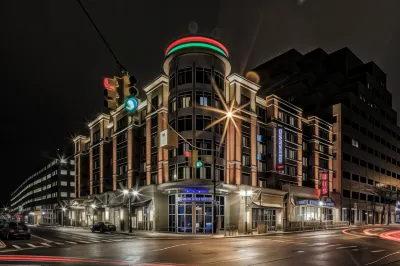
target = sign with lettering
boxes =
[320,172,329,197]
[182,189,209,193]
[179,197,213,202]
[276,127,285,170]
[297,200,334,207]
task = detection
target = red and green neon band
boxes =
[165,36,229,57]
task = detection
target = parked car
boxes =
[0,222,31,240]
[90,222,116,233]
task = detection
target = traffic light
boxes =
[123,75,139,115]
[103,77,119,110]
[123,75,139,98]
[124,96,138,114]
[196,160,203,168]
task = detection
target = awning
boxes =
[131,199,152,207]
[250,202,283,209]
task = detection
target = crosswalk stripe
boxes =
[326,244,341,247]
[101,240,113,243]
[296,242,308,245]
[112,239,123,241]
[77,241,92,244]
[371,250,385,253]
[54,242,64,245]
[336,246,357,249]
[27,244,39,248]
[12,245,21,249]
[309,243,328,246]
[41,243,52,247]
[65,241,78,244]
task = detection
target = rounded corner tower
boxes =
[163,35,231,77]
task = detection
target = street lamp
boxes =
[240,189,252,234]
[62,207,66,227]
[124,189,138,233]
[91,204,96,225]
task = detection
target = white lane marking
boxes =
[271,240,287,242]
[371,250,384,253]
[151,242,202,252]
[296,250,305,253]
[89,240,100,243]
[77,241,92,244]
[12,245,21,249]
[41,243,52,247]
[112,239,123,241]
[31,234,53,242]
[65,241,78,244]
[125,256,140,263]
[27,244,39,248]
[336,246,357,249]
[326,244,341,248]
[309,243,328,246]
[296,242,308,245]
[101,240,113,243]
[365,251,400,265]
[345,249,361,266]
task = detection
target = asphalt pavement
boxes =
[0,225,399,265]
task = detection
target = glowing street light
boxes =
[62,207,66,212]
[123,189,129,195]
[91,204,96,209]
[227,111,233,118]
[132,191,138,196]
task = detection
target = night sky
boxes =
[1,0,400,204]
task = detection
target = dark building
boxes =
[10,158,75,225]
[253,47,400,225]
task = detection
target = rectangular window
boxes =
[351,139,359,148]
[285,148,297,160]
[196,92,211,107]
[177,67,193,85]
[242,154,251,166]
[60,192,68,197]
[60,181,68,186]
[60,170,67,175]
[70,193,75,198]
[178,92,192,108]
[285,165,297,176]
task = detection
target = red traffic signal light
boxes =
[184,151,190,157]
[104,77,117,90]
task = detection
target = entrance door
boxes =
[195,205,204,233]
[195,205,213,233]
[265,210,276,231]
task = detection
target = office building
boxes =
[253,47,400,224]
[10,159,75,225]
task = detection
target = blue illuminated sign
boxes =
[276,127,285,170]
[297,200,334,207]
[298,200,307,205]
[180,197,213,202]
[182,189,209,193]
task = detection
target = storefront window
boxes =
[168,193,224,233]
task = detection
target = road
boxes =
[0,225,399,265]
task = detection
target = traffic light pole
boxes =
[213,155,217,234]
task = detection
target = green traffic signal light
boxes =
[196,161,203,168]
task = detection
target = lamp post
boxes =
[124,189,138,233]
[91,204,96,225]
[240,189,252,234]
[62,207,66,227]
